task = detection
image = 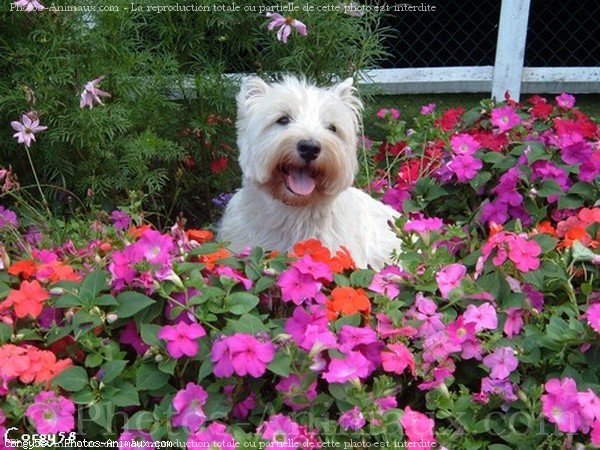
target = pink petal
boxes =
[10,121,23,131]
[292,20,307,36]
[278,24,291,43]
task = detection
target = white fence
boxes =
[361,0,600,100]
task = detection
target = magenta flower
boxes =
[11,112,47,148]
[277,267,322,305]
[158,322,206,358]
[585,303,600,334]
[447,154,483,182]
[80,76,111,109]
[503,307,524,338]
[408,293,444,337]
[0,206,18,229]
[480,377,517,403]
[556,93,575,109]
[211,333,276,378]
[338,325,378,353]
[478,231,541,274]
[12,0,45,11]
[25,391,75,434]
[111,210,131,230]
[266,13,307,44]
[381,343,416,376]
[377,108,401,120]
[422,331,461,363]
[172,382,208,432]
[118,430,153,450]
[339,406,366,431]
[578,389,600,424]
[120,321,149,355]
[294,255,333,282]
[323,351,372,383]
[436,263,467,299]
[275,374,317,411]
[491,106,521,132]
[420,103,436,115]
[464,303,498,332]
[187,422,236,449]
[131,229,175,266]
[450,133,480,155]
[483,346,518,379]
[285,306,335,351]
[214,265,253,290]
[404,217,444,234]
[401,406,436,447]
[258,414,300,449]
[369,265,405,299]
[541,378,584,433]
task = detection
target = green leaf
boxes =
[88,401,114,431]
[204,394,230,420]
[349,269,374,288]
[53,366,89,391]
[531,234,558,254]
[227,292,259,315]
[568,181,596,200]
[101,360,128,384]
[198,358,214,382]
[537,179,563,198]
[95,294,118,306]
[112,383,140,407]
[229,313,267,334]
[254,276,275,294]
[469,171,491,191]
[136,364,170,391]
[0,323,13,344]
[85,354,103,368]
[125,410,155,430]
[54,293,81,308]
[268,351,291,377]
[79,269,109,301]
[140,323,162,347]
[558,194,584,210]
[114,291,156,318]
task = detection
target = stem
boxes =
[25,146,51,216]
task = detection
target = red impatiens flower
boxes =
[1,280,49,319]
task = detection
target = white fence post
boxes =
[491,0,532,101]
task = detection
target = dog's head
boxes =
[235,76,362,206]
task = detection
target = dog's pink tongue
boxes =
[286,168,316,196]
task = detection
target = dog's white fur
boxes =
[218,76,399,269]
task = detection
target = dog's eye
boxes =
[328,124,337,133]
[276,116,290,125]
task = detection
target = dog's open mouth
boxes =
[280,166,316,196]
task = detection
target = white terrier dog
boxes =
[218,76,400,269]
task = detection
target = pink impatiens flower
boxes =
[541,378,584,433]
[463,303,498,332]
[277,267,322,305]
[211,333,276,378]
[339,406,366,431]
[400,406,436,448]
[369,265,407,299]
[420,103,436,115]
[11,112,48,148]
[377,108,401,120]
[436,263,467,299]
[266,13,307,44]
[447,154,483,182]
[451,133,480,155]
[258,414,300,450]
[323,351,372,383]
[503,307,524,338]
[172,382,208,432]
[483,346,518,379]
[491,106,521,132]
[80,76,111,109]
[187,422,236,449]
[381,343,416,376]
[25,391,75,434]
[404,217,444,234]
[584,303,600,334]
[556,93,575,109]
[118,431,154,450]
[158,322,206,358]
[275,374,317,411]
[12,0,45,11]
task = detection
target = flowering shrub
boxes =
[0,94,599,448]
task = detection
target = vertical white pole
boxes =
[491,0,532,101]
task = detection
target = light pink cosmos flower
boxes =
[490,106,521,132]
[339,406,366,431]
[483,346,518,379]
[450,133,480,155]
[381,343,416,376]
[463,303,498,332]
[158,322,206,358]
[420,103,436,115]
[187,422,236,449]
[584,303,600,334]
[211,333,276,378]
[11,112,47,148]
[80,76,111,109]
[556,93,575,109]
[25,391,75,434]
[541,378,584,433]
[172,382,208,432]
[266,13,307,44]
[436,263,467,299]
[13,0,45,11]
[400,406,436,448]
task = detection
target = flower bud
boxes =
[105,313,118,324]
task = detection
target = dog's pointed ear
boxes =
[333,77,355,99]
[237,77,270,112]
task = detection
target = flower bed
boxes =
[0,94,599,449]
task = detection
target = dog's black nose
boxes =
[297,140,321,162]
